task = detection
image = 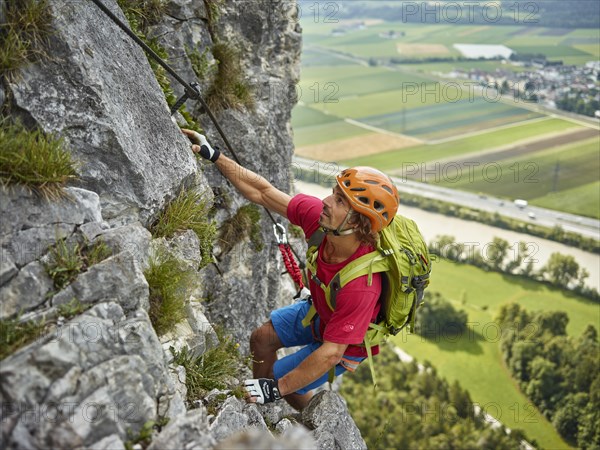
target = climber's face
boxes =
[320,186,353,230]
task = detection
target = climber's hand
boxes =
[244,378,282,404]
[181,129,220,162]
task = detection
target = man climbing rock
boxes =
[183,129,400,411]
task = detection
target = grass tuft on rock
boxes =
[0,299,89,360]
[0,317,45,360]
[45,239,112,290]
[0,121,78,199]
[206,42,254,112]
[151,188,216,268]
[187,46,214,81]
[203,0,223,36]
[144,250,198,336]
[124,417,169,450]
[171,328,243,404]
[218,204,263,255]
[117,0,166,29]
[0,0,53,78]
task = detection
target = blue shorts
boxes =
[270,300,364,395]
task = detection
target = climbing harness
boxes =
[273,224,304,289]
[89,0,304,276]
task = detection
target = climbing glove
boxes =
[186,131,220,162]
[244,378,282,404]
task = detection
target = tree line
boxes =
[497,303,600,447]
[557,92,600,119]
[430,234,599,302]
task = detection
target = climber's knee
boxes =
[250,321,282,352]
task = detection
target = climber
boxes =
[183,129,400,410]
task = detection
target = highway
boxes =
[292,156,600,241]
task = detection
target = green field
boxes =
[436,137,600,217]
[533,180,600,218]
[292,107,368,147]
[298,79,547,139]
[294,21,598,142]
[393,259,599,449]
[342,117,581,166]
[358,97,544,139]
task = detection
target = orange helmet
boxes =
[336,167,400,233]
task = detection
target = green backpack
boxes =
[301,215,432,385]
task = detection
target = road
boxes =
[293,156,600,241]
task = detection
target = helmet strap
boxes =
[323,209,356,236]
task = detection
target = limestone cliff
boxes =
[0,0,366,448]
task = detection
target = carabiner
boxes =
[273,223,287,245]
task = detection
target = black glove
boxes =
[186,131,220,162]
[244,378,282,404]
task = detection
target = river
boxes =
[294,180,600,291]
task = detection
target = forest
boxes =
[497,303,600,447]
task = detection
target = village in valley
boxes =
[441,57,600,117]
[331,21,600,118]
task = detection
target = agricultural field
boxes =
[436,136,600,216]
[292,19,600,218]
[393,258,599,449]
[342,117,581,167]
[300,21,600,65]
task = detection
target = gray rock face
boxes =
[0,303,169,449]
[0,186,101,268]
[210,396,253,442]
[147,408,216,450]
[0,185,108,319]
[93,222,152,270]
[51,249,150,312]
[6,0,200,224]
[178,0,302,352]
[0,252,18,286]
[0,0,367,448]
[214,427,316,450]
[163,230,202,270]
[302,391,367,450]
[0,261,54,319]
[84,434,126,450]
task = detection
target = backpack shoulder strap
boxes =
[305,228,326,277]
[320,250,390,312]
[302,229,390,323]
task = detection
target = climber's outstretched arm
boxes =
[182,129,291,218]
[215,154,291,218]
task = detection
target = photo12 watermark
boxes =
[399,399,539,424]
[1,400,144,425]
[399,161,540,184]
[398,1,540,24]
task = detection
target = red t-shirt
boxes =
[287,194,381,358]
